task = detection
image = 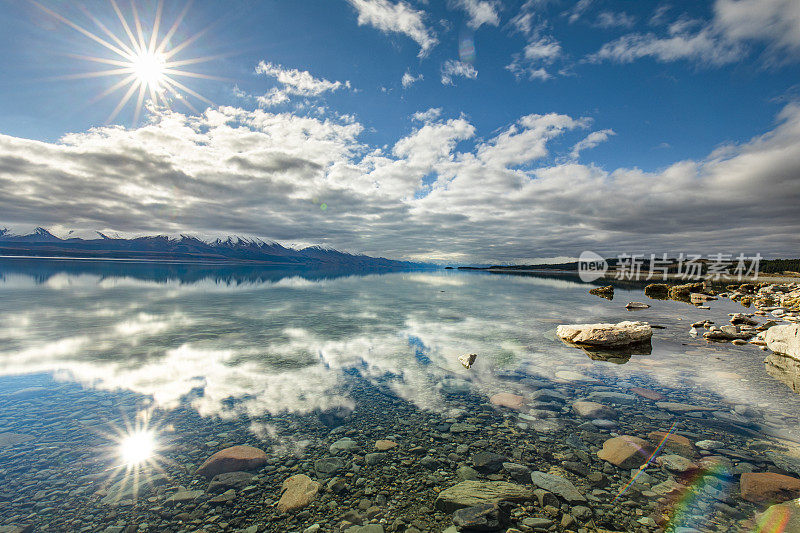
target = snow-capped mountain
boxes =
[0,227,422,268]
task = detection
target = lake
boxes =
[0,259,798,533]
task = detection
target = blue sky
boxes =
[0,0,798,262]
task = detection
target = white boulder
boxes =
[766,324,800,361]
[556,321,652,347]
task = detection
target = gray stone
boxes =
[364,452,387,465]
[314,457,345,478]
[530,471,586,503]
[330,437,360,455]
[165,489,204,506]
[585,391,638,404]
[207,471,255,493]
[472,452,507,474]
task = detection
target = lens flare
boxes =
[119,430,156,466]
[32,0,226,123]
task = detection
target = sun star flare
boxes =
[33,0,219,123]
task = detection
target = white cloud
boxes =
[595,11,636,29]
[347,0,438,57]
[570,129,615,159]
[411,108,442,122]
[440,59,478,85]
[2,103,800,261]
[591,0,800,66]
[506,37,562,80]
[254,62,350,107]
[564,0,593,24]
[477,113,585,167]
[450,0,500,29]
[401,71,423,88]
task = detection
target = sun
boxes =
[132,51,167,89]
[33,0,223,123]
[119,429,157,466]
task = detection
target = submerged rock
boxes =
[572,400,617,420]
[530,471,586,503]
[196,445,268,478]
[597,436,654,469]
[277,474,320,512]
[756,498,800,530]
[489,392,525,410]
[625,302,650,309]
[629,387,665,401]
[452,502,510,532]
[207,471,255,493]
[740,472,800,503]
[556,321,652,347]
[434,481,532,512]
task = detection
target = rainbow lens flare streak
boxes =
[755,500,796,533]
[665,465,733,531]
[611,421,679,504]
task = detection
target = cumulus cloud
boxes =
[347,0,438,57]
[1,101,800,262]
[570,129,616,159]
[254,62,350,107]
[591,0,800,66]
[440,59,478,85]
[450,0,500,29]
[401,71,423,88]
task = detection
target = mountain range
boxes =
[0,227,423,269]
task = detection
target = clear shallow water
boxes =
[1,259,799,532]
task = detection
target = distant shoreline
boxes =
[469,267,800,284]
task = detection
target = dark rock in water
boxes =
[667,282,705,302]
[420,456,441,470]
[644,283,669,298]
[502,462,531,483]
[589,285,614,300]
[317,406,353,428]
[452,502,510,532]
[207,471,255,493]
[315,457,345,478]
[364,452,387,465]
[562,461,589,477]
[472,452,508,474]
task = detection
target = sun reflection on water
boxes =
[119,429,156,466]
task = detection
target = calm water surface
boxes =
[1,259,798,532]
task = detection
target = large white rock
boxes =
[556,321,652,347]
[766,324,800,361]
